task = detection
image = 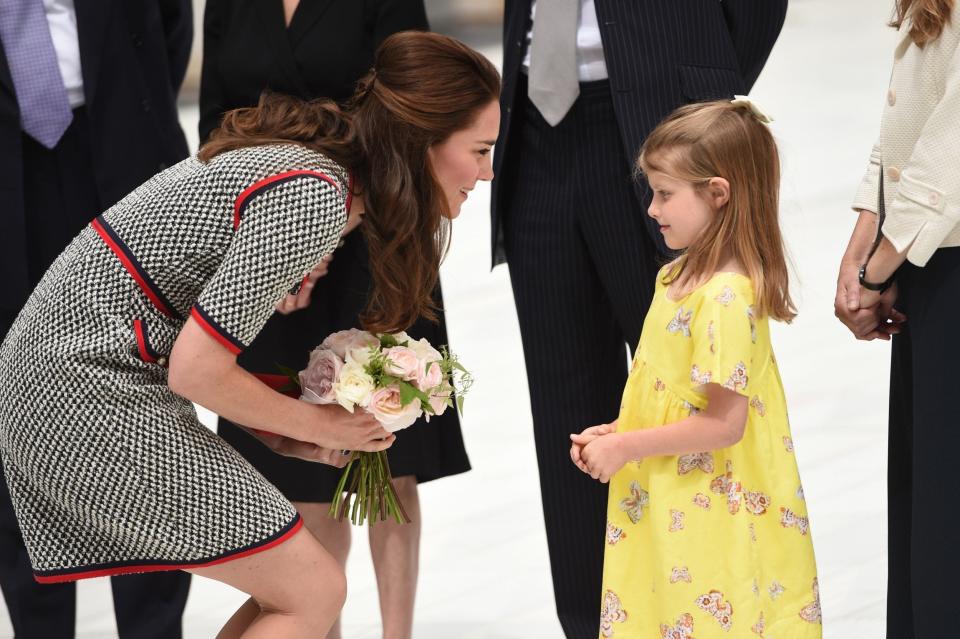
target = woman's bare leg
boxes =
[368,476,421,639]
[294,501,352,639]
[186,526,346,638]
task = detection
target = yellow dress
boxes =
[599,270,820,638]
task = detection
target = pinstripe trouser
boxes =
[886,247,960,639]
[501,78,660,639]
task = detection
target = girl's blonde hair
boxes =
[890,0,954,47]
[639,101,796,322]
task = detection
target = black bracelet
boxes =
[858,263,895,293]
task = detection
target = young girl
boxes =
[571,100,820,638]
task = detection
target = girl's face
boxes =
[646,170,730,250]
[427,100,500,218]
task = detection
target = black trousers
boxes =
[0,111,191,639]
[886,247,960,639]
[500,79,659,638]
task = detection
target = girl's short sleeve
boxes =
[191,173,346,354]
[688,280,755,397]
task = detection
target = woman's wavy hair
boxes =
[890,0,954,46]
[198,31,500,332]
[638,101,796,323]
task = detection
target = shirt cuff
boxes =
[882,173,958,267]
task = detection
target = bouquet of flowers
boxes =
[294,328,471,525]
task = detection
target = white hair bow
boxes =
[730,95,774,124]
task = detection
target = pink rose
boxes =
[426,386,451,421]
[321,329,375,359]
[383,346,420,381]
[368,385,422,432]
[299,348,343,404]
[416,358,444,391]
[345,332,381,366]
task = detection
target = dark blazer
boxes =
[0,0,192,311]
[491,0,789,265]
[199,0,428,142]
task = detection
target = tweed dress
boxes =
[0,143,348,583]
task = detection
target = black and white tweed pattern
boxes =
[0,144,347,579]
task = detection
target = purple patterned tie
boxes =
[0,0,74,148]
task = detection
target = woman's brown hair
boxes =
[638,101,796,323]
[890,0,954,46]
[199,32,501,332]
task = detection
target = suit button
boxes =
[156,356,168,367]
[929,192,941,206]
[158,162,167,171]
[887,89,896,106]
[887,166,901,182]
[141,99,151,112]
[131,33,143,47]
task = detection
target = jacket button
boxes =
[157,162,167,171]
[142,99,151,112]
[929,192,941,206]
[156,356,168,367]
[887,89,896,106]
[886,166,901,182]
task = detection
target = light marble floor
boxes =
[0,1,902,636]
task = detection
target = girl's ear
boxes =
[707,177,731,209]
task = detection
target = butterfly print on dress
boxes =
[691,364,713,385]
[780,507,810,535]
[678,451,714,475]
[799,578,822,624]
[695,589,734,631]
[723,362,748,392]
[606,521,627,546]
[620,481,650,524]
[714,285,736,306]
[692,493,712,509]
[669,509,685,532]
[667,307,694,337]
[600,589,628,637]
[660,612,695,639]
[670,566,692,583]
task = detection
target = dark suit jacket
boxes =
[491,0,789,265]
[0,0,192,310]
[199,0,428,142]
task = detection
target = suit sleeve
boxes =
[367,0,430,46]
[719,0,788,91]
[158,0,193,93]
[198,0,226,144]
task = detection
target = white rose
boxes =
[408,337,442,363]
[333,362,376,412]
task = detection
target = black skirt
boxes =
[218,230,471,503]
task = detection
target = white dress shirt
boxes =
[43,0,84,107]
[522,0,609,82]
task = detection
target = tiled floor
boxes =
[1,1,902,636]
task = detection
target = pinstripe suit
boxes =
[492,2,787,636]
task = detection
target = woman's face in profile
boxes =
[428,100,501,218]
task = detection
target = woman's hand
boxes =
[242,428,352,466]
[570,423,616,473]
[303,403,396,452]
[579,433,629,483]
[276,256,333,314]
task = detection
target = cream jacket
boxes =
[852,12,960,266]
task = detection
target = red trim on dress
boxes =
[233,170,340,230]
[345,172,354,216]
[190,307,242,355]
[91,219,177,318]
[33,517,304,584]
[133,320,156,363]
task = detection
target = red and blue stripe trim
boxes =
[92,217,182,320]
[133,320,160,363]
[190,305,244,355]
[33,514,302,583]
[233,170,341,230]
